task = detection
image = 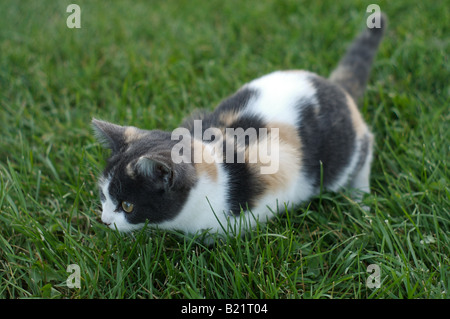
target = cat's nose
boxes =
[101,218,111,227]
[101,213,113,227]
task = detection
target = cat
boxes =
[92,13,387,240]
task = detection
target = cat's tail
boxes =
[329,12,387,101]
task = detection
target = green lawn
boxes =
[0,0,448,299]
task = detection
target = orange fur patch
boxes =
[192,139,218,182]
[256,123,302,192]
[124,126,146,143]
[345,93,368,138]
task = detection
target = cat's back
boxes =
[219,68,370,192]
[241,70,317,126]
[183,70,323,133]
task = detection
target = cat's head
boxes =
[92,119,196,232]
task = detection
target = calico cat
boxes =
[92,13,386,239]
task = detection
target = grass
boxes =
[0,0,448,299]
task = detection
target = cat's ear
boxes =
[92,118,126,153]
[136,156,174,190]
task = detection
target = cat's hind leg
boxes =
[349,136,374,207]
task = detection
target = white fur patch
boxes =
[158,162,230,234]
[243,70,317,126]
[98,175,143,232]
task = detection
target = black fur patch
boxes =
[181,87,258,137]
[222,161,265,215]
[222,114,267,215]
[297,76,356,188]
[225,114,265,148]
[215,87,258,115]
[103,131,196,225]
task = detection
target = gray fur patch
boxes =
[329,13,387,101]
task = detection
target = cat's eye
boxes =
[121,201,134,213]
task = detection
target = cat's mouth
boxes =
[98,218,109,227]
[93,206,107,227]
